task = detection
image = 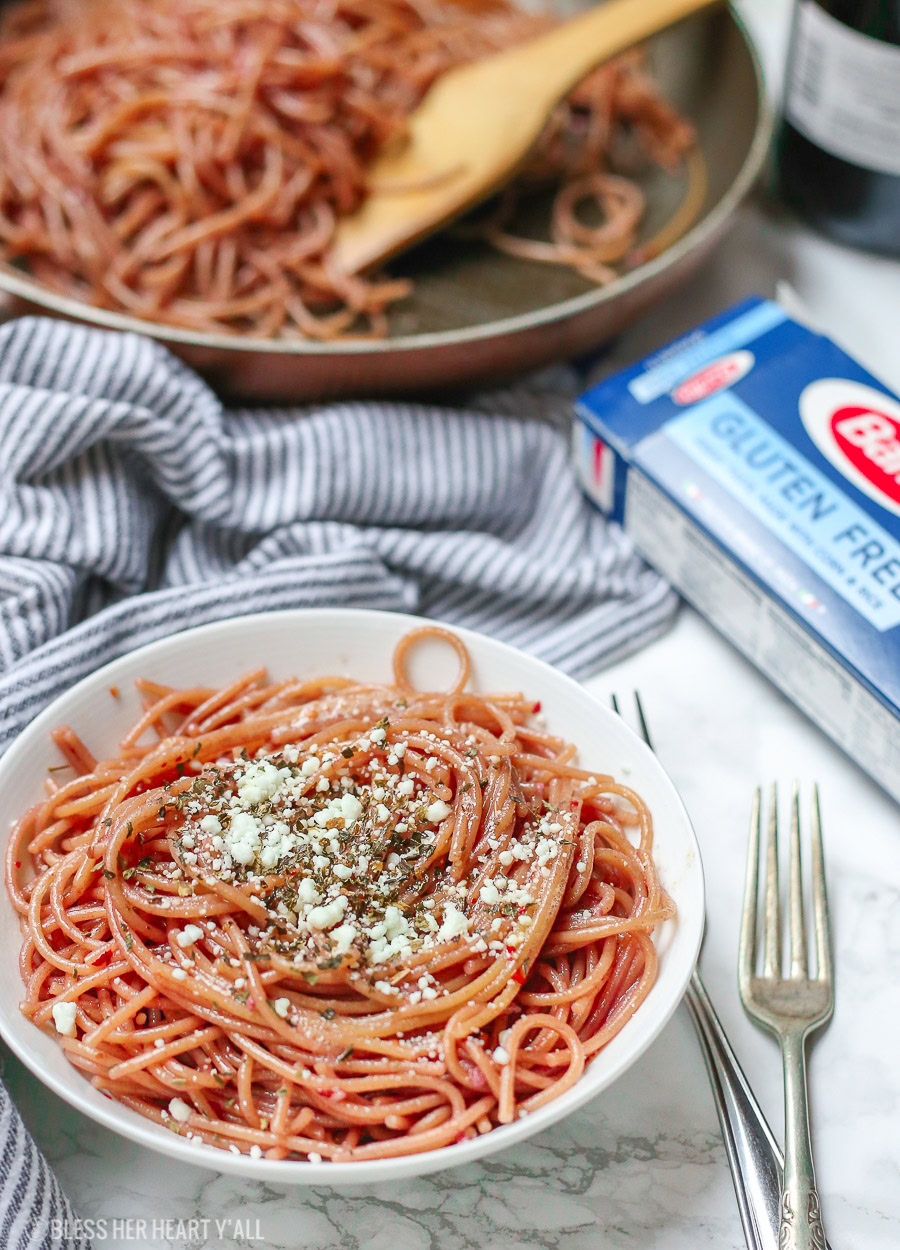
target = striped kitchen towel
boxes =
[0,315,677,754]
[0,314,676,1248]
[0,1082,89,1250]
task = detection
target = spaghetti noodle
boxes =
[0,0,698,340]
[7,627,673,1162]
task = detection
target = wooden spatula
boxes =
[331,0,720,276]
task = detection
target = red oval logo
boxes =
[672,351,754,405]
[830,405,900,508]
[799,379,900,518]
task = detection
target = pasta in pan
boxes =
[7,627,673,1162]
[0,0,698,339]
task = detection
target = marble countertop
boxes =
[3,1,899,1246]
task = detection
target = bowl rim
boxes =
[0,8,772,359]
[0,607,705,1185]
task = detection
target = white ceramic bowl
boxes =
[0,609,704,1184]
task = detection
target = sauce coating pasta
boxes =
[7,627,673,1162]
[0,0,697,339]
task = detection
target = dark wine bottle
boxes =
[777,1,900,255]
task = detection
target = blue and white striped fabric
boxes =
[0,1083,88,1250]
[0,316,677,754]
[0,314,677,1247]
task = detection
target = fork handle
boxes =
[685,972,783,1250]
[780,1031,827,1250]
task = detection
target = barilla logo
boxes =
[800,379,900,518]
[671,350,754,405]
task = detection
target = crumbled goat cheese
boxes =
[330,923,357,955]
[51,1001,77,1036]
[296,878,321,904]
[438,902,469,941]
[168,1097,192,1123]
[237,761,284,805]
[306,896,348,931]
[479,880,502,904]
[226,811,261,865]
[175,924,205,949]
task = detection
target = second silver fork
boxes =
[612,693,783,1250]
[739,785,834,1250]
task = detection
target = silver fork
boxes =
[612,693,784,1250]
[739,785,833,1250]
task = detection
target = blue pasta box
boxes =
[574,296,900,802]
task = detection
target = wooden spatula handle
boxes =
[333,0,720,273]
[497,0,721,104]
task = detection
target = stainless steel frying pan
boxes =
[0,4,770,400]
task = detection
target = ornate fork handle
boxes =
[738,785,834,1250]
[779,1030,827,1250]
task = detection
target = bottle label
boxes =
[786,0,900,176]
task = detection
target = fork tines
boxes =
[610,691,654,752]
[739,783,833,1020]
